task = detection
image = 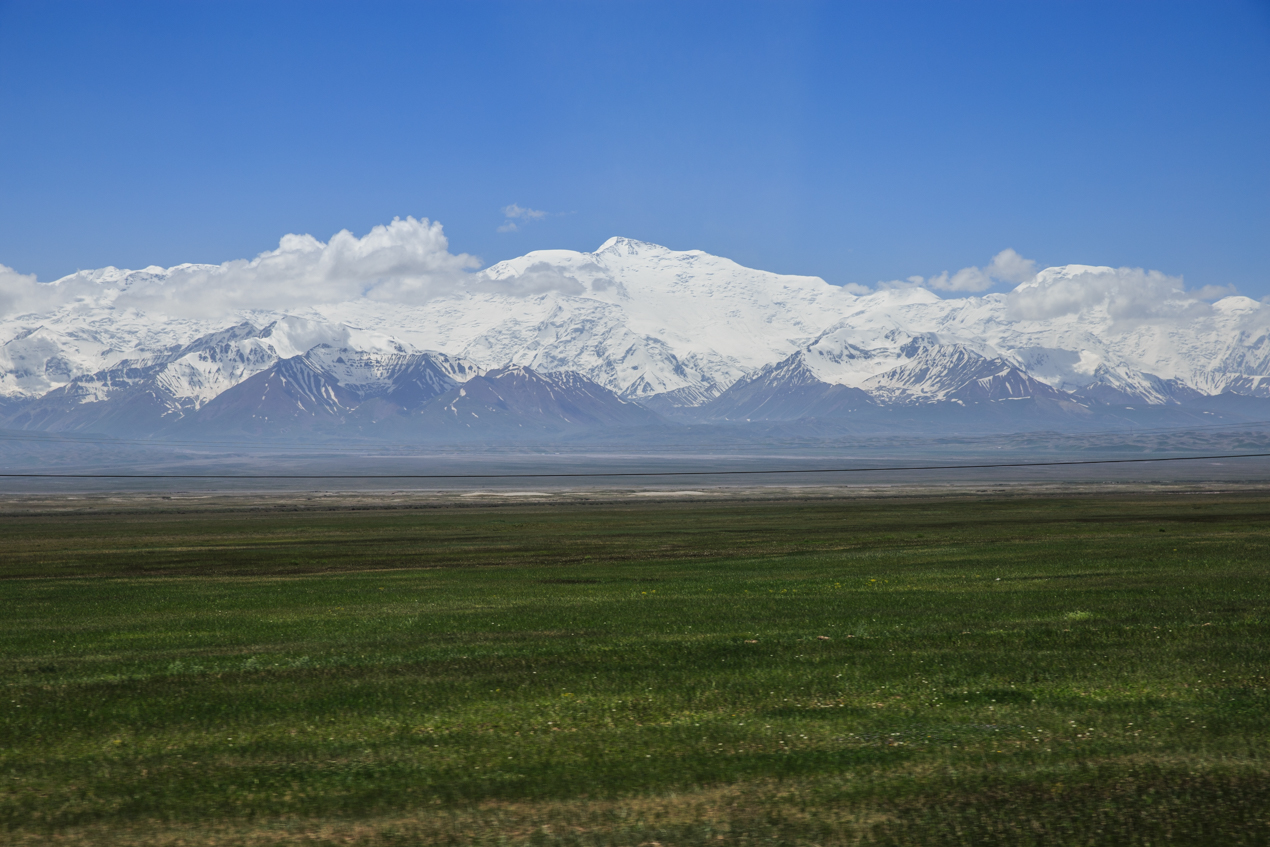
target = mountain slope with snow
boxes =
[184,346,483,438]
[3,234,1270,439]
[407,366,663,439]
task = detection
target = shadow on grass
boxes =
[1,746,915,829]
[869,769,1270,847]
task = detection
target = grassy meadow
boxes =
[1,490,1269,845]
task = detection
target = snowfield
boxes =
[3,236,1268,422]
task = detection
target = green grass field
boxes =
[2,491,1269,845]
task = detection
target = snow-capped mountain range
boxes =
[3,234,1269,440]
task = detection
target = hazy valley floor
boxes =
[3,422,1270,496]
[2,489,1269,845]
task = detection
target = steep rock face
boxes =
[0,320,423,436]
[186,347,482,436]
[190,355,363,434]
[697,340,1089,425]
[300,346,481,408]
[1073,365,1205,407]
[409,366,663,438]
[3,322,286,435]
[6,237,1270,436]
[1218,375,1270,398]
[6,362,195,435]
[628,382,723,417]
[947,366,1074,405]
[862,338,1020,405]
[0,326,112,400]
[700,353,875,422]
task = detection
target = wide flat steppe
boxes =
[3,487,1268,845]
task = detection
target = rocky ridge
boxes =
[3,237,1270,439]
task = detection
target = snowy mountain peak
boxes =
[1015,264,1117,291]
[594,236,675,258]
[4,234,1270,433]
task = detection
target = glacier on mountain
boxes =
[2,234,1268,434]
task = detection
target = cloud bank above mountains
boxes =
[0,216,1241,325]
[2,217,485,319]
[1006,267,1237,323]
[884,248,1040,293]
[871,249,1234,324]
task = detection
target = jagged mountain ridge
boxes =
[410,366,663,438]
[4,236,1270,439]
[185,345,483,437]
[4,319,412,435]
[695,354,875,422]
[182,359,657,442]
[695,339,1094,430]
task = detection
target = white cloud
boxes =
[926,266,991,292]
[869,248,1235,323]
[474,261,586,297]
[498,203,550,233]
[877,248,1039,293]
[0,217,488,319]
[985,248,1037,284]
[1193,284,1239,301]
[0,216,611,320]
[1006,265,1235,323]
[0,264,43,317]
[119,217,481,317]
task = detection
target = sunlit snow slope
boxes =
[3,236,1269,433]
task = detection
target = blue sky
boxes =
[1,0,1267,295]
